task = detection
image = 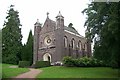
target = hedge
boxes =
[18,61,30,68]
[34,61,50,68]
[63,56,105,67]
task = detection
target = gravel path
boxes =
[15,68,42,78]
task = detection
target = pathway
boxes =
[15,68,42,78]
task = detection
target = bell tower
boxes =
[33,19,41,64]
[54,11,65,62]
[56,11,64,29]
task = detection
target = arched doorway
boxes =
[43,53,51,62]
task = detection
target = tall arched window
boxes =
[85,43,87,51]
[64,36,68,47]
[78,40,82,50]
[71,38,75,49]
[84,43,87,51]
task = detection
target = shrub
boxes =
[80,57,91,67]
[90,58,106,67]
[18,61,30,68]
[34,61,50,68]
[63,56,74,67]
[63,56,106,67]
[73,59,84,67]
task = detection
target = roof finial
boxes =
[59,11,60,14]
[47,12,49,18]
[56,11,64,18]
[37,19,39,23]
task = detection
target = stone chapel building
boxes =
[33,12,91,65]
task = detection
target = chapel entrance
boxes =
[43,53,51,62]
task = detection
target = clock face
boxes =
[44,36,52,45]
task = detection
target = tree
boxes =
[2,5,22,64]
[21,30,33,65]
[68,23,76,30]
[82,2,120,67]
[21,44,26,61]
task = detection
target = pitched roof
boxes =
[64,26,79,35]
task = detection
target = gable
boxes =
[40,18,56,34]
[40,18,80,36]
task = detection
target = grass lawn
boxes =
[37,66,118,78]
[0,63,2,78]
[2,64,29,78]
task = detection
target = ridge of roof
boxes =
[64,26,79,35]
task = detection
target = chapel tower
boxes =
[33,19,41,64]
[54,11,65,61]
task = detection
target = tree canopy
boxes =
[82,2,120,68]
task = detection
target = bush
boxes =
[34,61,50,68]
[63,56,74,67]
[63,56,105,67]
[80,57,91,67]
[73,59,84,67]
[18,61,30,68]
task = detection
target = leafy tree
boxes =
[2,5,22,64]
[82,2,120,68]
[21,30,33,65]
[68,23,76,30]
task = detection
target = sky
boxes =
[0,0,90,44]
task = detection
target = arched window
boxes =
[78,40,82,50]
[84,43,87,51]
[71,38,75,49]
[64,36,68,47]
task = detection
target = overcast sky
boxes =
[0,0,90,44]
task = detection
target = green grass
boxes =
[2,64,29,78]
[0,63,2,79]
[37,66,118,78]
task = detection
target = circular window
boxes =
[44,36,52,45]
[47,39,51,43]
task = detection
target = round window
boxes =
[44,36,52,45]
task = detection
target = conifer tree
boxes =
[2,5,22,64]
[21,30,33,64]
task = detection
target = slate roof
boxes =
[64,26,79,35]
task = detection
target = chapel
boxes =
[33,12,91,65]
